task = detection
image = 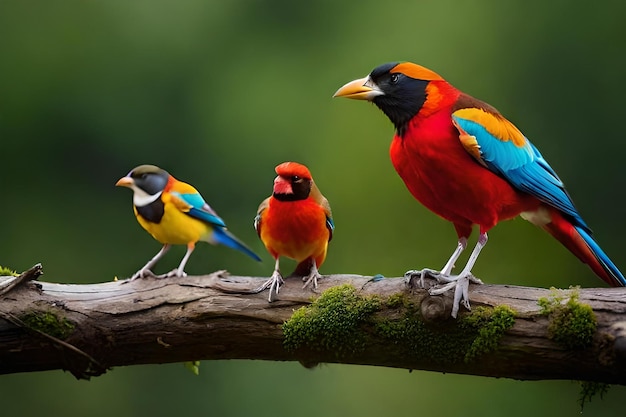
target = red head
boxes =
[273,162,313,201]
[275,162,312,179]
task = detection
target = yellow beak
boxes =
[333,75,383,101]
[115,177,134,188]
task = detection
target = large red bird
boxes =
[254,162,334,302]
[334,62,624,317]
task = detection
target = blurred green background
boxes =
[2,1,625,416]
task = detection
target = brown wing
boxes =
[254,197,270,237]
[310,183,334,242]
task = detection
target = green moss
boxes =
[540,289,609,406]
[0,266,18,276]
[21,311,74,339]
[376,303,516,364]
[375,309,468,364]
[578,381,610,411]
[183,360,201,376]
[385,292,413,309]
[538,287,596,349]
[462,305,516,362]
[282,284,381,356]
[283,285,516,365]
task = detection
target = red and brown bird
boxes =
[334,62,624,317]
[254,162,334,302]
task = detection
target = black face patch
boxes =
[273,176,312,202]
[370,62,399,79]
[130,166,169,196]
[369,63,429,137]
[136,198,165,224]
[127,165,168,223]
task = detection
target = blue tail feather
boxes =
[213,228,262,262]
[576,225,626,287]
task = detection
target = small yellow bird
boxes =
[116,164,260,279]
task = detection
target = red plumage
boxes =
[335,61,624,315]
[259,196,330,273]
[255,162,333,301]
[540,207,611,283]
[388,93,541,237]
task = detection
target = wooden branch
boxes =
[0,263,42,296]
[1,264,625,384]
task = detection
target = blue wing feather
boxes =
[326,216,335,232]
[172,191,261,261]
[452,112,589,230]
[171,192,227,228]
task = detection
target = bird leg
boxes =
[429,233,487,318]
[255,258,284,302]
[302,259,322,290]
[404,237,468,288]
[158,243,195,278]
[130,244,171,280]
[440,237,468,276]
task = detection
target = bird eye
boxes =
[390,73,399,84]
[292,175,301,182]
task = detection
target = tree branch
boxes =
[1,265,625,384]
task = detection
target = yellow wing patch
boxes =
[453,108,526,147]
[452,119,487,167]
[164,192,193,213]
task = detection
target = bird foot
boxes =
[404,268,441,289]
[429,272,483,286]
[255,271,284,302]
[428,272,483,318]
[156,268,187,278]
[129,269,157,281]
[302,272,323,291]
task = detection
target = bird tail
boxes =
[293,257,314,277]
[541,209,625,286]
[212,228,262,262]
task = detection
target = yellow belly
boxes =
[135,203,210,245]
[262,232,328,263]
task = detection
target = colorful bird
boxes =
[254,162,334,302]
[116,164,261,279]
[334,62,625,316]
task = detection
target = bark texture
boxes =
[1,264,625,383]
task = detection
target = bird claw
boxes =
[302,272,322,291]
[129,269,157,281]
[429,272,483,286]
[428,272,482,318]
[404,268,441,289]
[403,267,483,317]
[156,269,187,278]
[255,271,284,302]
